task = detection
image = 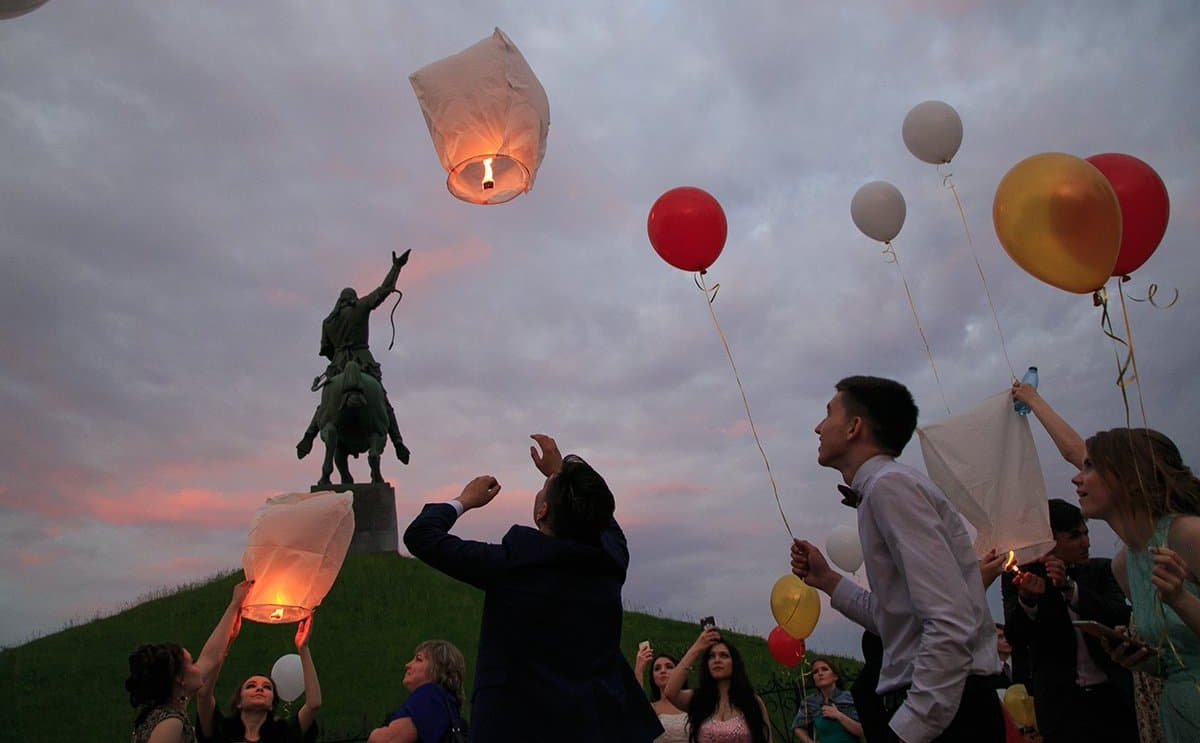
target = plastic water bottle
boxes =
[1014,366,1039,415]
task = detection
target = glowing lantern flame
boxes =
[241,491,355,624]
[1003,550,1019,573]
[482,157,495,190]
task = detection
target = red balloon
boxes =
[1085,153,1170,276]
[767,625,807,667]
[647,186,727,272]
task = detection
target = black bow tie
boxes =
[838,484,861,509]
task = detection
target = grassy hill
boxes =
[1,552,860,741]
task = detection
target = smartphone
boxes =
[699,616,716,630]
[1072,620,1151,652]
[638,640,651,654]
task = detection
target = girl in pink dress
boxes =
[662,627,771,743]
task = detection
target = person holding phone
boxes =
[1074,427,1200,741]
[633,642,688,743]
[1001,499,1136,743]
[662,626,771,743]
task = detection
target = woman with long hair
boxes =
[663,627,771,743]
[790,657,861,743]
[634,644,688,742]
[1074,427,1200,740]
[126,582,250,743]
[195,616,322,743]
[369,639,468,743]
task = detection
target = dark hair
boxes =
[1087,428,1200,523]
[227,674,281,720]
[413,640,467,706]
[543,455,615,544]
[648,652,687,702]
[808,657,844,690]
[126,643,184,724]
[835,376,918,456]
[686,639,768,743]
[1048,498,1084,533]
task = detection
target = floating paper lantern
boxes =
[917,391,1055,564]
[409,27,551,205]
[1,0,50,20]
[241,491,354,623]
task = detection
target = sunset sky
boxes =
[2,0,1198,658]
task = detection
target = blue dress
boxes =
[384,682,462,743]
[1126,515,1200,741]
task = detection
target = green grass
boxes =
[0,552,860,741]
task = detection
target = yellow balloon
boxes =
[1003,684,1037,728]
[769,574,820,640]
[993,152,1122,294]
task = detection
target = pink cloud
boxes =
[16,548,68,567]
[348,237,493,291]
[719,419,753,437]
[81,487,263,529]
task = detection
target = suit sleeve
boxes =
[1075,560,1131,627]
[403,503,508,590]
[1002,572,1034,651]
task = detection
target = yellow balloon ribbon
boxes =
[880,241,951,416]
[695,271,792,539]
[939,165,1017,382]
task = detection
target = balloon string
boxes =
[695,271,793,539]
[1126,279,1180,309]
[939,167,1017,382]
[1117,281,1152,430]
[1093,287,1137,421]
[880,242,952,416]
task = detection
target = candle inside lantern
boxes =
[269,608,285,621]
[482,157,495,190]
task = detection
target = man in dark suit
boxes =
[1002,499,1137,743]
[403,434,662,743]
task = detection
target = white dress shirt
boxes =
[830,455,1001,743]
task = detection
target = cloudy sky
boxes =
[2,0,1198,656]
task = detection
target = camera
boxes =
[699,616,716,630]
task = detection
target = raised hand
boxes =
[1150,546,1191,605]
[792,539,841,594]
[529,434,563,476]
[456,475,501,511]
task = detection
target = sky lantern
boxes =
[1,0,51,20]
[409,27,550,205]
[240,491,354,623]
[916,391,1055,565]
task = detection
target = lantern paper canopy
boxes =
[241,491,355,623]
[917,391,1055,565]
[1,0,50,20]
[409,27,550,205]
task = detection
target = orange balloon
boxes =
[769,574,821,640]
[993,152,1122,294]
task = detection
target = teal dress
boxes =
[1126,515,1200,740]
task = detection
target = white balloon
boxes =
[850,181,906,243]
[902,100,963,165]
[826,525,864,573]
[270,654,304,702]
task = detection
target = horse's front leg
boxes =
[317,424,336,487]
[368,433,385,484]
[335,446,354,485]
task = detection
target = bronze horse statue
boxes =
[297,360,395,486]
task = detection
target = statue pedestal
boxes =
[310,482,397,553]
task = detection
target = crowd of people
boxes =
[124,376,1199,743]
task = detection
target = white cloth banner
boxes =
[917,390,1055,564]
[241,490,355,623]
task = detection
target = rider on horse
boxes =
[297,249,411,465]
